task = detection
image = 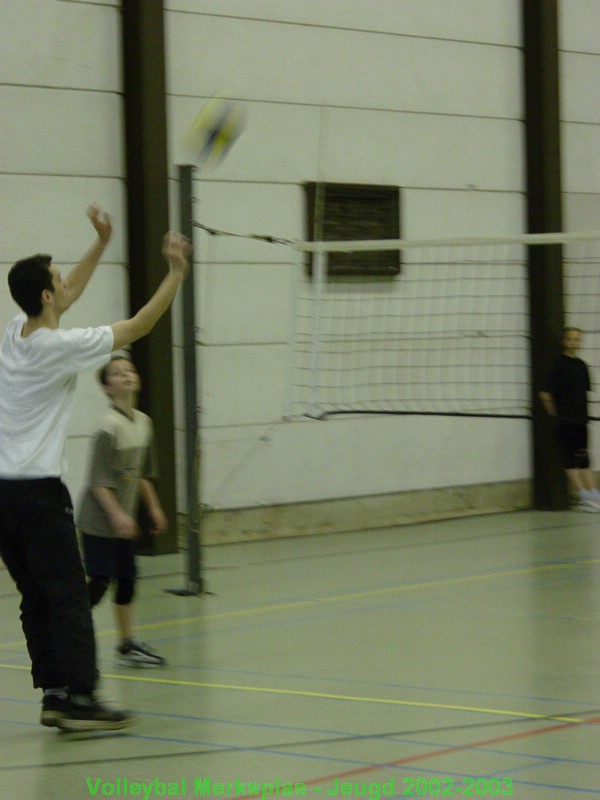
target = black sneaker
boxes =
[116,638,166,668]
[40,693,69,727]
[55,696,133,732]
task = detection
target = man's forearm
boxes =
[110,269,184,350]
[64,205,113,308]
[64,237,109,308]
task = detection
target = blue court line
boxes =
[134,571,600,643]
[4,620,600,722]
[106,555,600,625]
[140,595,592,644]
[1,706,598,797]
[497,779,600,796]
[2,715,597,798]
[4,602,600,728]
[1,713,596,797]
[5,608,600,717]
[2,556,598,649]
[2,696,600,770]
[121,658,600,712]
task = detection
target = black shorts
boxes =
[81,533,137,580]
[555,422,588,469]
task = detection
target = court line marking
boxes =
[2,660,599,726]
[0,559,598,650]
[119,558,600,634]
[298,714,600,789]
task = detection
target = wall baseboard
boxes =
[178,480,532,546]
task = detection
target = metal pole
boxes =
[166,165,204,595]
[522,0,567,510]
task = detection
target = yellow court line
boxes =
[0,600,318,650]
[128,558,600,634]
[0,660,592,725]
[1,559,599,649]
[315,560,600,604]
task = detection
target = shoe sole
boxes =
[40,712,64,728]
[56,716,134,732]
[115,658,165,668]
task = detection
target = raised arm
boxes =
[63,205,112,309]
[110,232,190,351]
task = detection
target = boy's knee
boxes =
[114,577,135,605]
[87,576,110,607]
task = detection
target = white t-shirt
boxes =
[0,312,114,478]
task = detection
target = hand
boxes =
[111,510,140,540]
[87,204,112,243]
[162,232,191,278]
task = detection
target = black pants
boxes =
[0,478,97,694]
[556,422,588,469]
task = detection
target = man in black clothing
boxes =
[539,327,600,511]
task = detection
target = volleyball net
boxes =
[287,232,600,420]
[192,220,600,422]
[176,165,600,585]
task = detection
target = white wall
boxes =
[3,1,597,519]
[164,0,531,512]
[560,0,600,231]
[559,0,600,463]
[0,0,127,504]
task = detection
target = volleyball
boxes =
[182,96,246,167]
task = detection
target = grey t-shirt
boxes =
[77,405,157,537]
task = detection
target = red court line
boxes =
[299,714,600,787]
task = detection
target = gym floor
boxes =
[1,509,599,799]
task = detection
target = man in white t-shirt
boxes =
[0,205,189,732]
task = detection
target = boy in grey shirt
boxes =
[78,354,167,667]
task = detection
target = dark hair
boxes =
[98,353,135,386]
[8,254,54,317]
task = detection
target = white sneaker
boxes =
[575,498,600,513]
[116,638,166,668]
[580,491,600,510]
